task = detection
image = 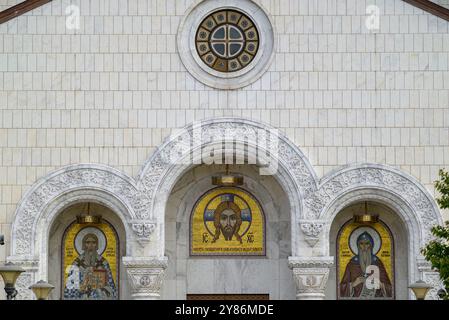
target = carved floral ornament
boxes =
[302,166,442,245]
[122,257,168,298]
[299,221,325,247]
[8,118,443,299]
[10,119,442,254]
[287,256,334,298]
[300,222,325,238]
[10,165,152,256]
[131,222,157,242]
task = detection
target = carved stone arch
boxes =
[8,164,153,299]
[321,188,421,256]
[35,189,136,272]
[10,164,151,259]
[311,164,442,247]
[322,188,421,291]
[137,117,319,256]
[310,163,443,299]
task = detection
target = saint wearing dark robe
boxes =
[340,231,392,298]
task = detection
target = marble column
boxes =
[288,256,334,300]
[123,256,168,300]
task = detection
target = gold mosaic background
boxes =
[191,187,265,256]
[337,220,394,284]
[62,221,118,289]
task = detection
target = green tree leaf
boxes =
[422,169,449,299]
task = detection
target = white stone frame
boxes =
[10,164,150,257]
[8,164,154,299]
[137,117,318,257]
[8,118,444,299]
[312,164,444,299]
[314,164,443,246]
[177,0,275,89]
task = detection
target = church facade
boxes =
[0,0,448,300]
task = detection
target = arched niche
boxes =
[7,118,444,300]
[137,117,318,257]
[327,201,408,300]
[162,164,296,299]
[48,202,128,300]
[308,164,444,300]
[8,164,141,299]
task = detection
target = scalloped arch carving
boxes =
[306,164,443,246]
[11,164,148,257]
[137,117,318,219]
[10,120,443,257]
[7,118,444,299]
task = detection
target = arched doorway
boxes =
[48,202,127,300]
[318,164,444,299]
[8,164,141,299]
[7,119,444,299]
[162,164,295,299]
[328,201,408,299]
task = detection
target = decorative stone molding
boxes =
[299,221,325,247]
[6,118,444,300]
[15,273,34,300]
[417,258,433,272]
[131,222,157,243]
[10,164,147,257]
[137,117,317,256]
[288,256,334,300]
[307,164,443,245]
[138,117,317,216]
[177,0,275,89]
[417,258,444,300]
[288,256,335,269]
[422,272,444,300]
[123,256,168,300]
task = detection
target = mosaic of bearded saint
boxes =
[212,201,243,244]
[191,187,265,256]
[340,231,392,298]
[64,233,117,300]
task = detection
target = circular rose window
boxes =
[178,0,275,89]
[195,10,259,73]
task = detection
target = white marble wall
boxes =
[0,0,448,299]
[1,1,448,253]
[162,165,296,299]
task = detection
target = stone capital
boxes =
[122,256,168,300]
[288,256,334,300]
